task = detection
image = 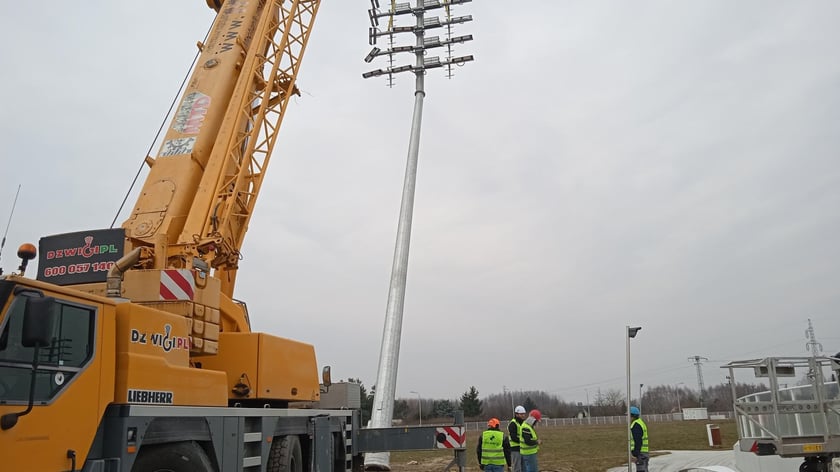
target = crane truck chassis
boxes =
[0,273,467,471]
[0,0,468,470]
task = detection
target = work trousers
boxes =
[510,449,522,472]
[634,452,649,472]
[484,464,504,472]
[521,453,538,472]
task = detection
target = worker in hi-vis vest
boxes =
[519,409,542,472]
[630,406,649,471]
[477,418,511,472]
[507,405,528,472]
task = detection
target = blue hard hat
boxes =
[630,406,640,415]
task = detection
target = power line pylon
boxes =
[688,355,709,406]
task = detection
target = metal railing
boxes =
[463,411,733,431]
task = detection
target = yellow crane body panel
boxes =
[195,332,321,403]
[113,303,228,407]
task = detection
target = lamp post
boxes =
[410,390,422,425]
[627,325,642,472]
[639,383,644,415]
[675,382,684,415]
[585,388,591,418]
[363,2,474,468]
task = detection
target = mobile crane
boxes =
[0,1,466,471]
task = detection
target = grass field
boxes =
[389,420,737,472]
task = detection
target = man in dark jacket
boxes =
[477,418,511,472]
[630,406,649,472]
[508,405,527,472]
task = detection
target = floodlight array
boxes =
[364,0,475,85]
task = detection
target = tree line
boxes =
[346,379,768,424]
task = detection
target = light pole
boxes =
[410,390,422,426]
[675,382,684,414]
[363,2,474,468]
[639,383,644,415]
[585,388,591,417]
[627,325,642,472]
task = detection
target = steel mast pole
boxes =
[627,326,633,472]
[365,1,426,469]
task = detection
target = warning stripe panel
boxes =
[435,426,465,449]
[160,269,195,301]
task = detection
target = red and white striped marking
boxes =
[435,426,465,449]
[159,269,195,301]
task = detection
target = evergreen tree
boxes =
[522,396,537,412]
[393,399,409,420]
[348,378,374,424]
[433,399,456,418]
[459,386,483,418]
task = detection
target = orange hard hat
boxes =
[529,409,542,421]
[487,418,500,428]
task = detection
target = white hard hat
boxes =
[514,406,526,414]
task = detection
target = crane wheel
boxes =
[131,441,215,472]
[268,435,303,472]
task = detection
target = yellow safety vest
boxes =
[481,430,506,466]
[631,418,649,453]
[508,418,522,448]
[519,422,539,456]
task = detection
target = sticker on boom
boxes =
[128,389,174,405]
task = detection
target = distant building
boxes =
[682,407,709,420]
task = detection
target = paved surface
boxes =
[607,450,737,472]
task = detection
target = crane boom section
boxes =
[185,0,320,295]
[124,0,268,249]
[123,0,320,300]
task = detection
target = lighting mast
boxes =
[362,1,474,470]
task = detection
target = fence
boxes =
[464,411,734,431]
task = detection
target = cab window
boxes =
[0,295,95,403]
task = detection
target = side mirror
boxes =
[321,366,332,388]
[22,297,55,348]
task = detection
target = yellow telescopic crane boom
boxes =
[123,0,319,333]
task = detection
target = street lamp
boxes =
[639,383,644,415]
[675,382,684,415]
[410,390,422,426]
[585,388,591,418]
[626,325,641,472]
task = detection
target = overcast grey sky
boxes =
[1,1,838,404]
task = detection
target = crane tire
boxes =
[131,440,214,472]
[268,435,303,472]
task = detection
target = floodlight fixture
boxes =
[424,36,442,49]
[447,14,473,25]
[370,0,380,8]
[423,56,442,69]
[368,9,379,27]
[423,17,442,28]
[446,34,473,45]
[362,69,386,79]
[364,47,382,63]
[445,54,474,66]
[418,0,472,13]
[393,2,413,15]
